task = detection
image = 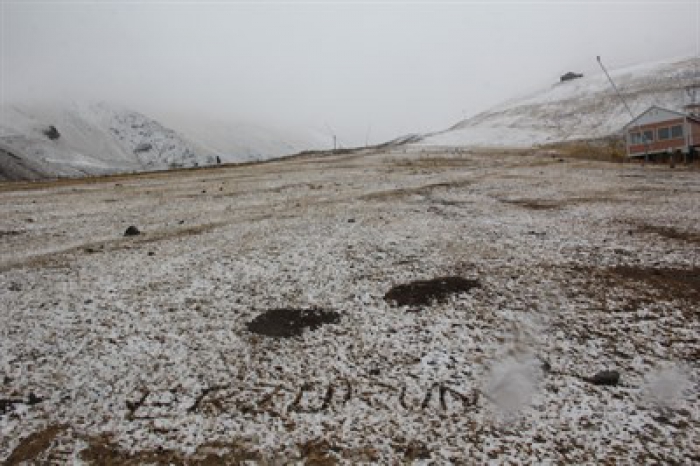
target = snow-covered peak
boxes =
[0,101,324,180]
[0,101,212,179]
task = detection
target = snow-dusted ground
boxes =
[418,56,700,148]
[0,147,698,463]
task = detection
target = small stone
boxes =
[124,226,141,236]
[540,360,552,373]
[587,370,620,386]
[348,218,356,223]
[148,251,155,256]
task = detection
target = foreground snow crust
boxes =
[0,147,698,463]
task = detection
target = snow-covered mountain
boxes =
[416,56,700,148]
[0,101,325,181]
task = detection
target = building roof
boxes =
[623,105,700,130]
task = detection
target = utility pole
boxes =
[597,56,649,163]
[325,123,337,151]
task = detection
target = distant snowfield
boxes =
[417,56,700,148]
[1,147,698,463]
[0,101,326,180]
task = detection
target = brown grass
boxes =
[5,425,65,466]
[636,224,700,245]
[540,138,626,163]
[79,437,264,466]
[574,265,700,308]
[361,180,472,201]
[500,199,561,210]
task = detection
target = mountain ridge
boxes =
[0,101,325,181]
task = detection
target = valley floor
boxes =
[1,147,698,463]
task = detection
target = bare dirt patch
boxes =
[500,196,620,210]
[80,438,262,466]
[608,266,700,302]
[5,425,64,466]
[360,180,471,202]
[500,198,561,210]
[246,308,341,338]
[384,276,480,307]
[636,224,700,245]
[392,156,475,170]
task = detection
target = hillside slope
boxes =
[0,102,214,180]
[417,56,700,148]
[0,102,325,181]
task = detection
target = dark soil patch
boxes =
[298,439,339,465]
[80,438,262,466]
[500,198,561,210]
[0,230,23,238]
[246,308,341,338]
[636,224,700,245]
[360,180,471,202]
[384,276,480,307]
[608,266,700,302]
[5,425,64,466]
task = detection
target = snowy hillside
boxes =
[0,102,325,181]
[0,102,215,180]
[417,56,700,148]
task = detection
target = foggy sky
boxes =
[2,0,698,145]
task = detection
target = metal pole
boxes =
[597,56,650,163]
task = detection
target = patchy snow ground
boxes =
[0,147,698,463]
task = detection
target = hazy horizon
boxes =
[2,0,698,146]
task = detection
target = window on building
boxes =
[630,130,656,144]
[671,125,684,138]
[658,127,671,140]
